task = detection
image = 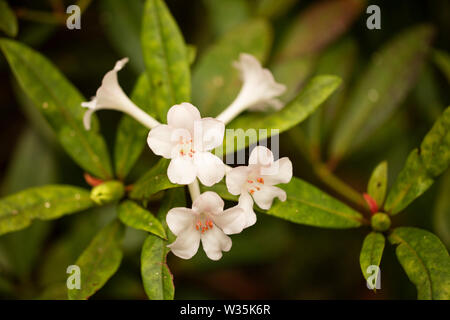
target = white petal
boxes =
[211,206,246,235]
[166,207,196,236]
[248,98,285,112]
[192,191,224,215]
[200,226,232,261]
[252,185,286,210]
[193,118,224,151]
[249,146,274,166]
[238,191,257,228]
[168,228,201,260]
[167,102,201,132]
[82,108,95,130]
[260,157,293,185]
[193,152,225,187]
[167,157,197,185]
[225,166,251,195]
[147,124,176,159]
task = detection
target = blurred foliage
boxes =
[0,0,449,300]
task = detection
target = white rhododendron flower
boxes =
[226,146,293,226]
[166,191,246,260]
[82,58,159,130]
[217,53,286,124]
[147,103,225,186]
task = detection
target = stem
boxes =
[188,179,201,202]
[123,98,160,129]
[216,93,247,125]
[314,163,366,208]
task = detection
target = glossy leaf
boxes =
[389,227,450,300]
[433,49,450,84]
[141,188,185,300]
[118,200,166,239]
[274,0,364,62]
[129,159,177,200]
[359,232,385,284]
[266,177,364,228]
[0,0,18,37]
[114,74,154,180]
[367,161,388,207]
[0,185,93,236]
[192,19,272,117]
[219,75,341,156]
[141,0,190,122]
[100,0,145,73]
[420,106,450,177]
[329,25,434,160]
[68,220,125,300]
[0,39,113,179]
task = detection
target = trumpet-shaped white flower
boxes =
[166,191,246,260]
[217,53,287,124]
[82,58,159,130]
[226,146,293,226]
[147,103,225,186]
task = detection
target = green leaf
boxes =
[256,0,297,19]
[0,0,18,37]
[359,232,385,285]
[141,0,190,122]
[192,19,272,117]
[118,200,166,239]
[389,227,450,300]
[329,25,434,160]
[141,188,185,300]
[384,149,434,214]
[100,0,145,73]
[129,159,178,200]
[433,171,450,248]
[433,49,450,84]
[0,39,113,179]
[274,0,364,62]
[218,75,341,156]
[0,185,93,236]
[68,220,125,300]
[114,74,154,180]
[420,106,450,177]
[367,161,388,207]
[203,0,249,36]
[385,106,450,214]
[259,177,363,228]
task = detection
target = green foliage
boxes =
[220,75,341,156]
[68,220,125,300]
[389,227,450,300]
[330,25,434,160]
[118,200,166,239]
[0,39,113,179]
[0,0,18,37]
[192,19,272,117]
[0,185,93,236]
[141,0,190,122]
[433,171,450,247]
[359,232,385,285]
[367,161,388,207]
[128,159,178,200]
[433,49,450,84]
[141,188,184,300]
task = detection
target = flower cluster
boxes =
[82,53,292,260]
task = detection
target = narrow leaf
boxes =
[141,0,190,122]
[389,227,450,300]
[359,232,385,284]
[141,188,185,299]
[219,75,341,156]
[274,0,364,62]
[203,0,249,36]
[0,39,113,179]
[433,49,450,84]
[433,171,450,247]
[329,25,434,160]
[68,220,125,300]
[118,200,166,239]
[129,159,177,200]
[0,185,93,236]
[0,0,18,37]
[192,19,272,117]
[367,161,388,207]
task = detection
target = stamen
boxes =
[257,177,264,184]
[247,180,254,184]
